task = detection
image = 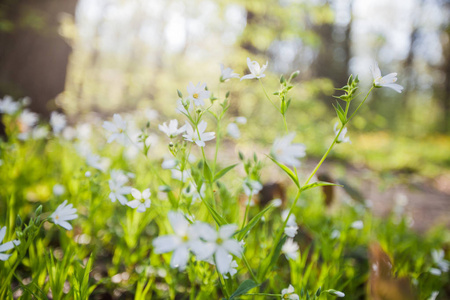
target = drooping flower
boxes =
[159,119,186,138]
[282,238,299,261]
[222,255,238,279]
[240,57,268,81]
[220,64,240,82]
[127,188,151,212]
[183,121,215,147]
[50,111,67,134]
[272,133,306,167]
[370,61,403,93]
[282,210,298,238]
[0,95,20,115]
[153,211,201,270]
[50,200,78,230]
[102,114,128,145]
[0,226,20,261]
[327,289,345,298]
[186,82,210,106]
[334,122,351,144]
[192,224,242,274]
[281,285,299,300]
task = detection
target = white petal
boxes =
[219,225,238,239]
[222,240,242,258]
[59,221,73,230]
[0,241,16,252]
[240,74,256,81]
[131,188,142,200]
[170,245,190,270]
[127,200,141,208]
[153,235,181,253]
[215,248,231,274]
[168,211,189,236]
[142,188,151,199]
[0,253,11,261]
[0,227,6,243]
[197,120,207,133]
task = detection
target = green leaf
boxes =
[332,102,347,124]
[267,155,300,188]
[230,280,258,299]
[214,164,238,182]
[203,161,213,183]
[300,181,343,192]
[199,197,227,226]
[235,204,275,240]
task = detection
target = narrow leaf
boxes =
[235,204,275,240]
[267,156,299,188]
[203,161,213,183]
[230,280,259,299]
[214,164,238,182]
[301,181,343,192]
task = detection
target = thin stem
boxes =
[348,86,374,122]
[282,115,288,133]
[240,191,253,230]
[258,79,279,111]
[213,118,221,174]
[242,255,258,283]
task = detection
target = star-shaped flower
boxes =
[370,61,403,93]
[127,188,151,212]
[50,200,78,230]
[183,121,215,147]
[220,64,240,82]
[272,133,306,167]
[240,57,268,80]
[186,82,210,106]
[102,114,128,145]
[159,119,186,138]
[0,226,20,261]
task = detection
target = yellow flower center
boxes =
[55,215,59,220]
[193,93,199,99]
[140,198,146,203]
[216,237,223,245]
[182,235,189,242]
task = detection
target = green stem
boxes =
[348,86,374,122]
[282,115,288,134]
[258,79,279,111]
[242,255,258,283]
[213,118,221,174]
[240,191,253,230]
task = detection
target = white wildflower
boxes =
[281,285,299,300]
[227,123,240,139]
[240,57,268,80]
[186,82,210,106]
[183,121,215,147]
[370,61,403,93]
[159,119,186,138]
[0,226,20,261]
[272,133,306,167]
[282,210,298,238]
[50,111,67,134]
[351,220,364,230]
[127,188,151,213]
[334,122,351,143]
[220,64,240,82]
[102,114,128,145]
[50,200,78,230]
[53,184,65,196]
[282,238,299,261]
[0,95,20,115]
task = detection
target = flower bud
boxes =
[35,205,42,216]
[169,142,174,148]
[16,215,23,227]
[196,108,202,114]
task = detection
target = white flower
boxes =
[429,291,439,300]
[282,238,299,261]
[281,285,299,300]
[0,226,20,261]
[334,122,351,144]
[53,184,65,196]
[193,224,242,274]
[86,153,109,172]
[282,210,298,238]
[243,179,263,196]
[430,268,442,276]
[351,220,364,230]
[220,64,240,82]
[176,99,192,115]
[32,126,49,139]
[235,116,247,124]
[85,171,91,177]
[272,133,306,167]
[50,200,78,230]
[50,111,67,134]
[186,82,210,106]
[127,188,151,212]
[183,121,215,147]
[19,109,38,129]
[102,114,128,145]
[162,158,178,169]
[327,289,345,297]
[227,123,240,139]
[153,211,200,270]
[171,168,191,182]
[183,182,205,204]
[432,249,449,273]
[0,95,20,115]
[331,229,341,239]
[370,61,403,93]
[271,198,283,207]
[159,119,186,138]
[222,255,238,279]
[240,57,268,81]
[109,178,132,205]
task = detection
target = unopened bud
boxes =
[196,108,202,114]
[16,215,23,227]
[169,142,174,148]
[35,205,42,216]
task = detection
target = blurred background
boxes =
[1,0,449,230]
